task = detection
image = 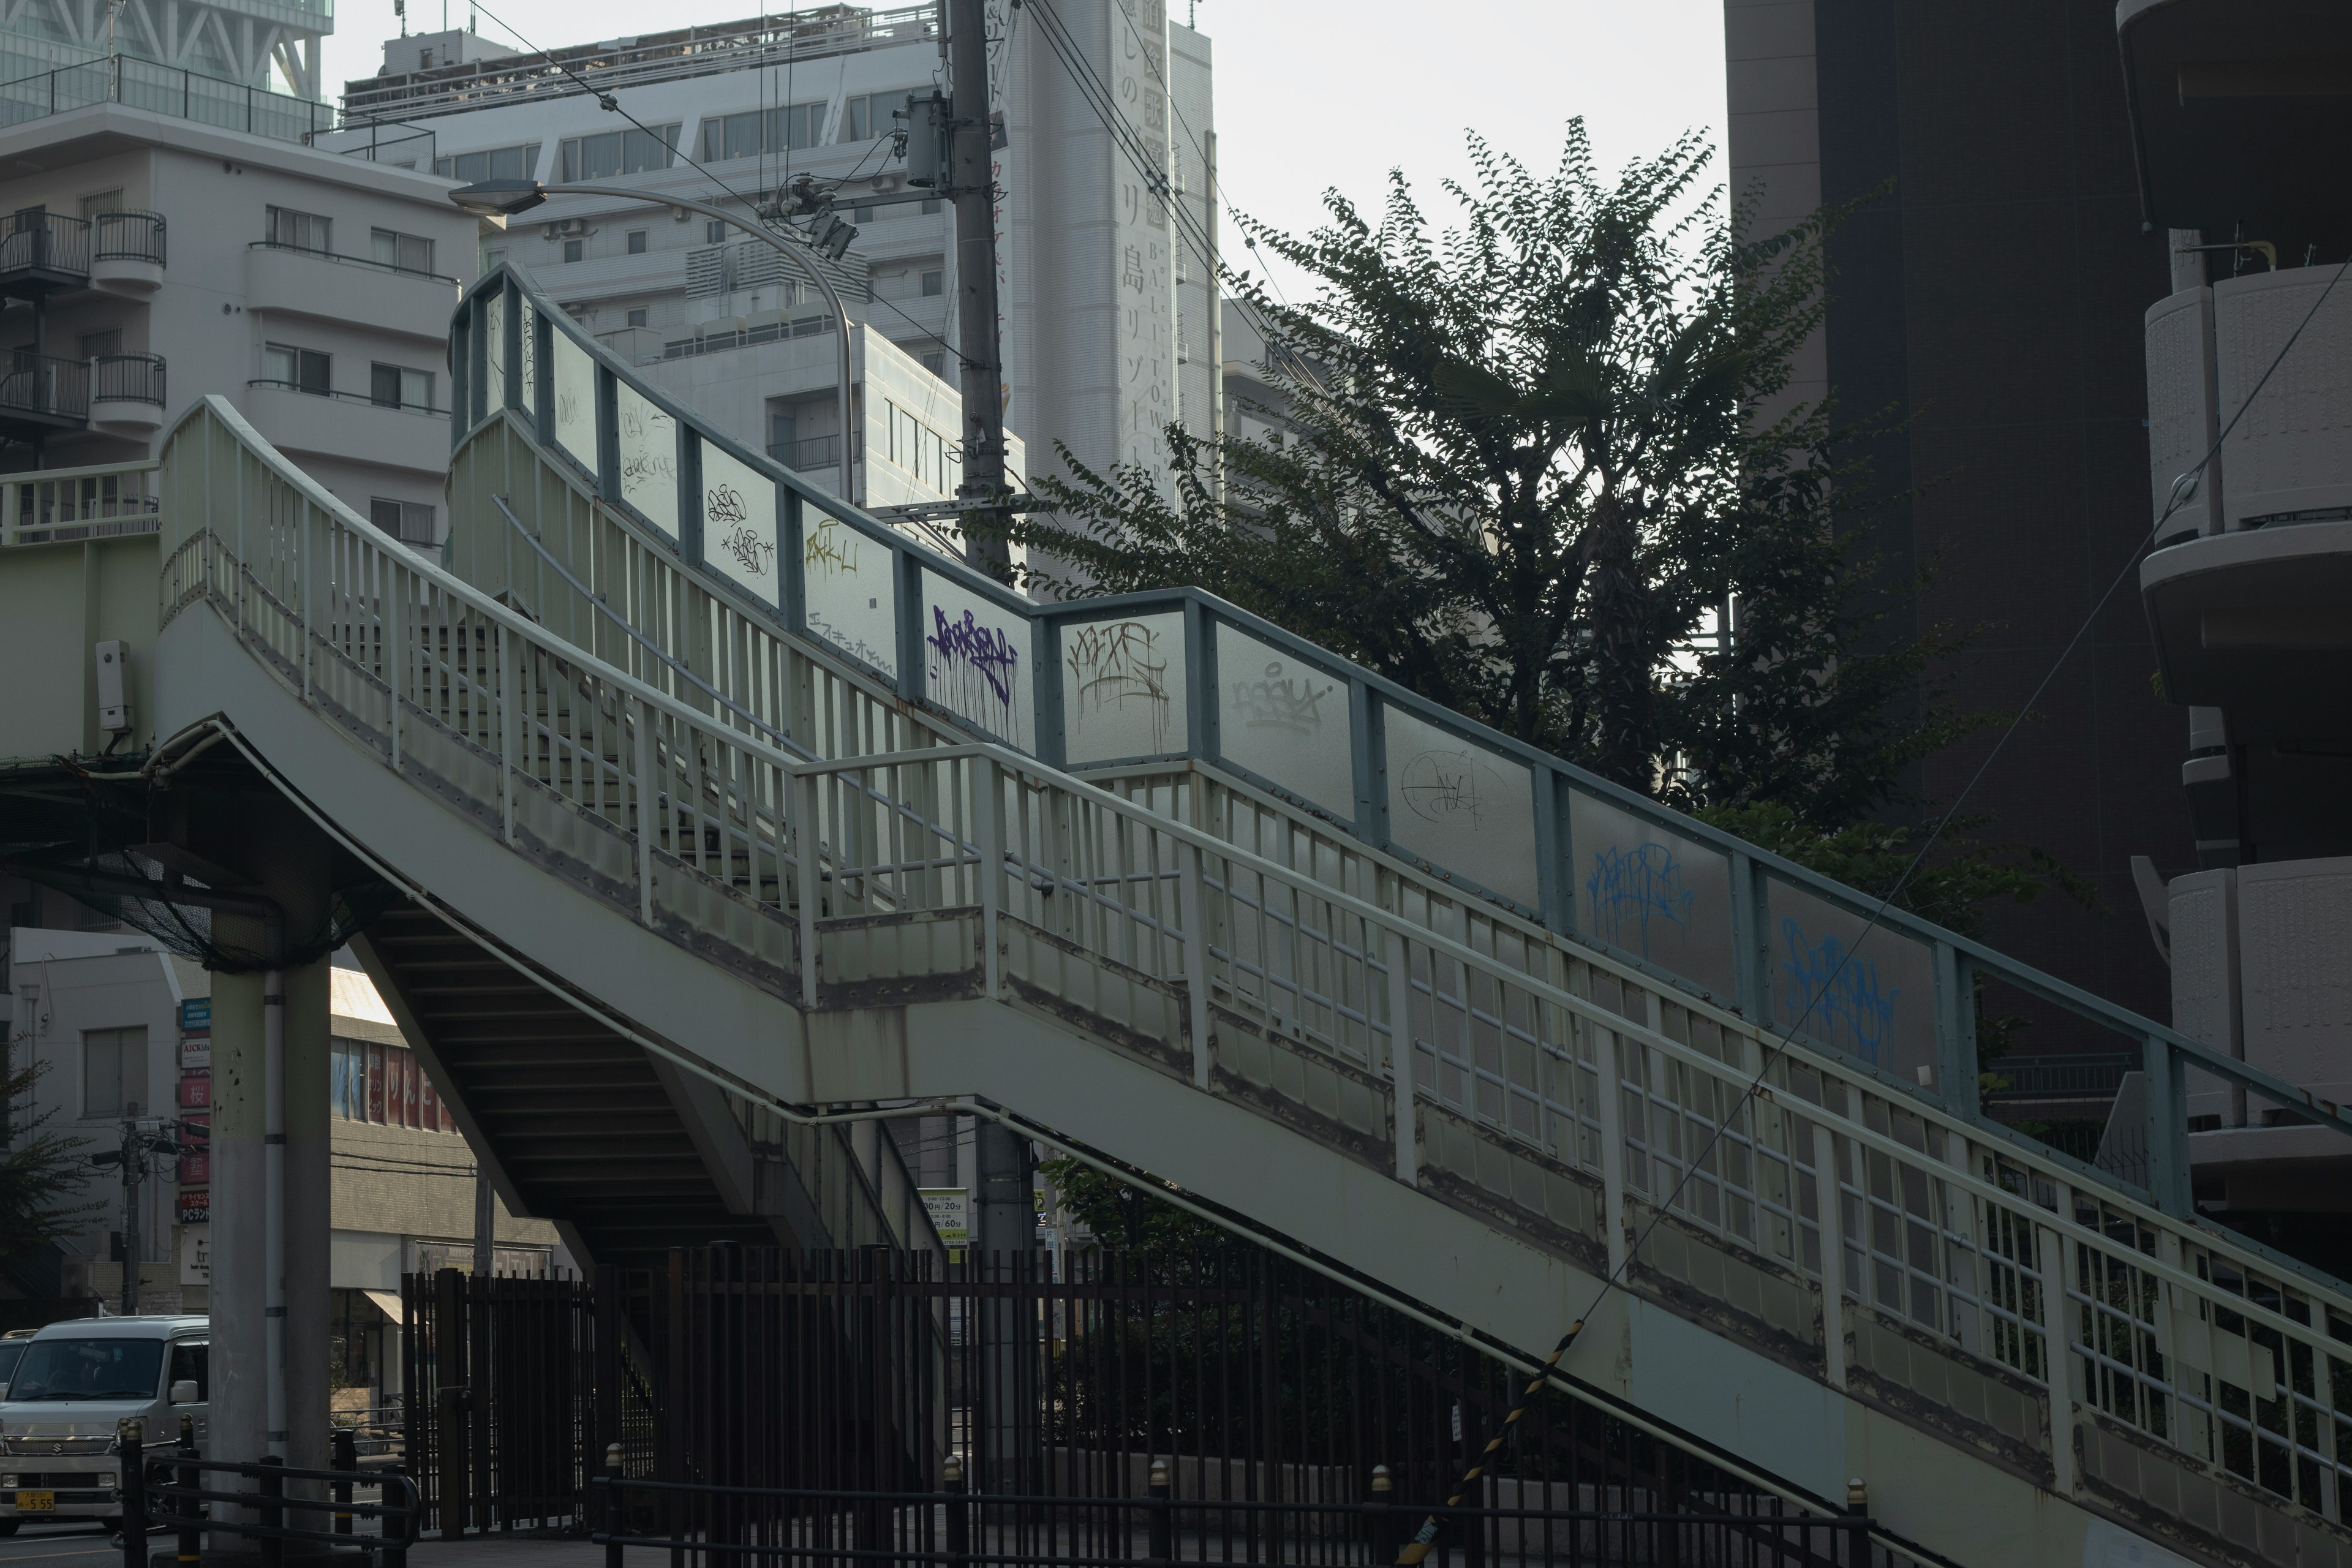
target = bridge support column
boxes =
[974,1117,1033,1486]
[203,818,333,1479]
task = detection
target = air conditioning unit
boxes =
[541,217,594,241]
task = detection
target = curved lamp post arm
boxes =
[462,179,863,505]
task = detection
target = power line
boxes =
[1392,249,2352,1562]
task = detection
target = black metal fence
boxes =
[404,1250,1894,1563]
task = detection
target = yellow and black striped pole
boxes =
[1393,1317,1584,1566]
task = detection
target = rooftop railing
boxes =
[0,55,333,145]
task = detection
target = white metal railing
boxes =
[0,459,164,548]
[162,393,2352,1535]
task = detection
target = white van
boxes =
[0,1316,209,1535]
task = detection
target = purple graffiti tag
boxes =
[927,605,1023,744]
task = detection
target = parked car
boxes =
[0,1316,208,1536]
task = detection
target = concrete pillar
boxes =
[203,822,332,1474]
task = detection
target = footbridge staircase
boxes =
[12,265,2352,1567]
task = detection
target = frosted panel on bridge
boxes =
[698,443,781,609]
[484,288,503,408]
[1381,706,1537,908]
[518,300,537,416]
[1063,611,1186,764]
[1768,878,1938,1086]
[551,331,597,480]
[1215,623,1353,821]
[924,570,1031,749]
[801,512,897,679]
[1567,791,1735,1003]
[616,383,678,537]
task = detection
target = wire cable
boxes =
[1389,249,2352,1563]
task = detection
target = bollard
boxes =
[604,1443,625,1568]
[1370,1465,1394,1566]
[257,1455,285,1568]
[944,1455,968,1566]
[1842,1477,1870,1566]
[176,1415,200,1568]
[381,1472,414,1568]
[1147,1458,1172,1564]
[333,1428,357,1536]
[117,1419,147,1568]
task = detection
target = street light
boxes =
[451,178,863,504]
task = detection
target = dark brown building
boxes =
[1725,0,2188,1039]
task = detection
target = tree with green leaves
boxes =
[0,1035,100,1273]
[984,121,2077,947]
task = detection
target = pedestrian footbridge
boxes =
[9,265,2352,1568]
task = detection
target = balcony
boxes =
[2140,265,2352,739]
[90,353,166,434]
[0,354,88,440]
[89,211,166,294]
[244,241,459,343]
[0,213,91,301]
[239,380,448,476]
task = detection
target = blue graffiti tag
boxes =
[1585,843,1694,957]
[1778,918,1898,1066]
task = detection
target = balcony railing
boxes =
[0,212,90,279]
[91,210,166,266]
[0,459,164,548]
[0,353,89,423]
[247,238,459,285]
[93,353,165,406]
[766,432,862,472]
[1981,1050,2136,1102]
[246,379,448,418]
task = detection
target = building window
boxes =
[563,238,583,263]
[371,228,435,274]
[699,104,826,163]
[853,205,875,225]
[432,143,541,183]
[482,246,507,272]
[82,1027,148,1119]
[79,328,121,358]
[369,497,437,545]
[626,228,649,255]
[921,350,945,377]
[705,218,727,244]
[559,124,680,181]
[841,92,914,143]
[265,205,331,254]
[370,363,433,410]
[921,270,943,297]
[78,189,123,220]
[331,1037,455,1130]
[263,343,330,395]
[627,307,649,328]
[921,198,940,216]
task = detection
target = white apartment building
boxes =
[333,2,1219,507]
[0,99,475,543]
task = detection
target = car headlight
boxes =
[1,1473,18,1487]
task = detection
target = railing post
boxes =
[1180,842,1213,1091]
[1385,926,1417,1187]
[1842,1479,1869,1568]
[1594,1023,1627,1280]
[794,769,821,1007]
[2037,1185,2077,1500]
[257,1454,284,1568]
[604,1443,624,1568]
[333,1427,356,1535]
[1147,1457,1172,1564]
[2143,1033,2191,1216]
[945,1455,968,1567]
[116,1418,146,1568]
[635,698,658,930]
[499,623,519,846]
[1933,940,1978,1115]
[976,756,1002,1000]
[1370,1464,1394,1565]
[1812,1121,1848,1390]
[175,1414,198,1568]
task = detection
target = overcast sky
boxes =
[323,0,1730,290]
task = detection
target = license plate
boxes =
[15,1490,54,1510]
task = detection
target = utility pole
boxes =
[944,0,1011,578]
[92,1118,200,1316]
